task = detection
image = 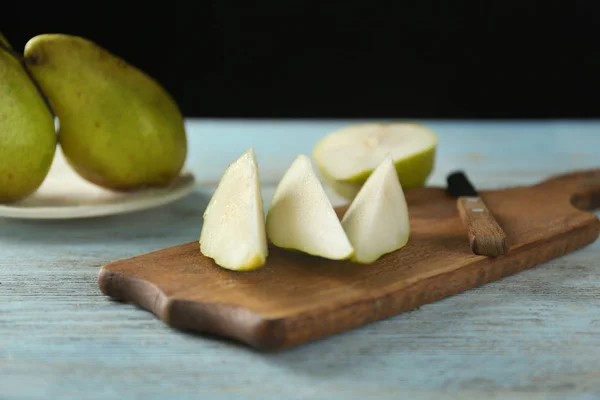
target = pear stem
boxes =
[0,40,56,119]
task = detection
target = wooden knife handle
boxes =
[457,196,509,257]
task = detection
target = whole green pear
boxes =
[23,34,187,191]
[0,33,57,202]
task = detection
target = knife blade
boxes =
[446,171,509,257]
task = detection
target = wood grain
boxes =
[456,196,509,257]
[98,168,600,351]
[3,120,600,400]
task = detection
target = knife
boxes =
[446,171,509,257]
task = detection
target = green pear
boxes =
[0,33,57,202]
[23,34,187,191]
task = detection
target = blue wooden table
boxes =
[2,119,599,400]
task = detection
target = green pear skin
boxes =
[24,34,187,191]
[0,33,57,202]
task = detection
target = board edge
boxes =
[97,267,287,351]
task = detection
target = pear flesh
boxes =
[0,33,57,202]
[23,34,187,191]
[199,148,268,271]
[266,154,354,260]
[341,156,410,264]
[313,122,437,200]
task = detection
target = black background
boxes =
[3,1,599,119]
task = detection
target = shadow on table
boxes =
[0,191,210,246]
[169,249,600,379]
[162,301,459,377]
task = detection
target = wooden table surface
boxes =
[2,119,599,400]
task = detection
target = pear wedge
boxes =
[313,122,437,200]
[341,156,410,264]
[266,154,354,260]
[199,148,268,271]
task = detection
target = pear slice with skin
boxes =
[313,122,437,201]
[199,148,268,271]
[266,154,354,260]
[341,155,410,264]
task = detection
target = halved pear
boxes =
[341,155,410,264]
[199,148,268,271]
[313,122,437,200]
[266,154,354,260]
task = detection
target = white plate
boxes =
[0,147,196,219]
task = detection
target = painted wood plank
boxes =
[1,119,599,400]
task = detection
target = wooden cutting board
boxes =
[98,168,600,351]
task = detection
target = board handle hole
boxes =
[570,170,600,211]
